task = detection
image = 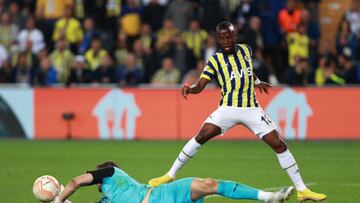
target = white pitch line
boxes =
[205,181,360,200]
[262,182,360,191]
[336,183,360,187]
[317,182,360,187]
[261,182,316,191]
[204,194,222,199]
[216,155,360,161]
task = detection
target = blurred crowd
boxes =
[0,0,359,87]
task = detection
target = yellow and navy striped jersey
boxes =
[200,44,259,108]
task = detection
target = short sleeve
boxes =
[200,57,217,81]
[244,44,253,58]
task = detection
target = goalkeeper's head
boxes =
[95,161,119,193]
[96,161,118,169]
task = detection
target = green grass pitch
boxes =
[0,140,359,202]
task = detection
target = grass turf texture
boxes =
[0,140,359,203]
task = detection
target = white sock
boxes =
[167,137,201,178]
[276,149,307,191]
[258,191,272,201]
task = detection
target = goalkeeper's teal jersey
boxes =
[100,168,150,203]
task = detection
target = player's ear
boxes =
[97,183,102,193]
[232,30,237,40]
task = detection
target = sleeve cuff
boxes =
[200,75,211,81]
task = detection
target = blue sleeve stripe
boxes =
[245,45,253,57]
[207,61,216,72]
[203,71,213,78]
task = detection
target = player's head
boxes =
[216,21,237,54]
[96,161,118,169]
[95,161,118,193]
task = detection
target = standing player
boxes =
[148,21,326,202]
[52,161,294,203]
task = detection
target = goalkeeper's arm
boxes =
[53,173,93,203]
[54,167,115,203]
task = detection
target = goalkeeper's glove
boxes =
[52,185,72,203]
[52,196,72,203]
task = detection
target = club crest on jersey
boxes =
[245,55,251,61]
[230,67,252,80]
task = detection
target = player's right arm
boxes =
[182,78,209,99]
[182,56,216,99]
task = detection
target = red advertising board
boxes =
[34,87,360,140]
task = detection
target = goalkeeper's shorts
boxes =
[149,178,203,203]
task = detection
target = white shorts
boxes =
[204,106,277,139]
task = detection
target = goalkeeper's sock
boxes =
[276,149,307,191]
[217,180,272,200]
[167,137,201,178]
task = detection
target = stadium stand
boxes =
[0,0,359,87]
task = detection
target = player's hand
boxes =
[182,84,191,100]
[51,196,63,203]
[52,196,72,203]
[256,81,272,94]
[52,197,72,203]
[51,185,71,203]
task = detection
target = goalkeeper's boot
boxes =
[297,188,326,202]
[266,186,294,203]
[148,174,174,187]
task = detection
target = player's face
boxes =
[217,27,236,54]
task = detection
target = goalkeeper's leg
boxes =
[190,178,294,203]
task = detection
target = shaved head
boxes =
[216,21,235,33]
[216,21,237,54]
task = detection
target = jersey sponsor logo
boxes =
[265,88,313,140]
[93,89,141,140]
[230,67,252,80]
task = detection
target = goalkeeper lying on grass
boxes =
[53,160,294,203]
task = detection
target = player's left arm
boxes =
[54,167,114,203]
[254,74,272,94]
[244,44,272,94]
[53,173,93,203]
